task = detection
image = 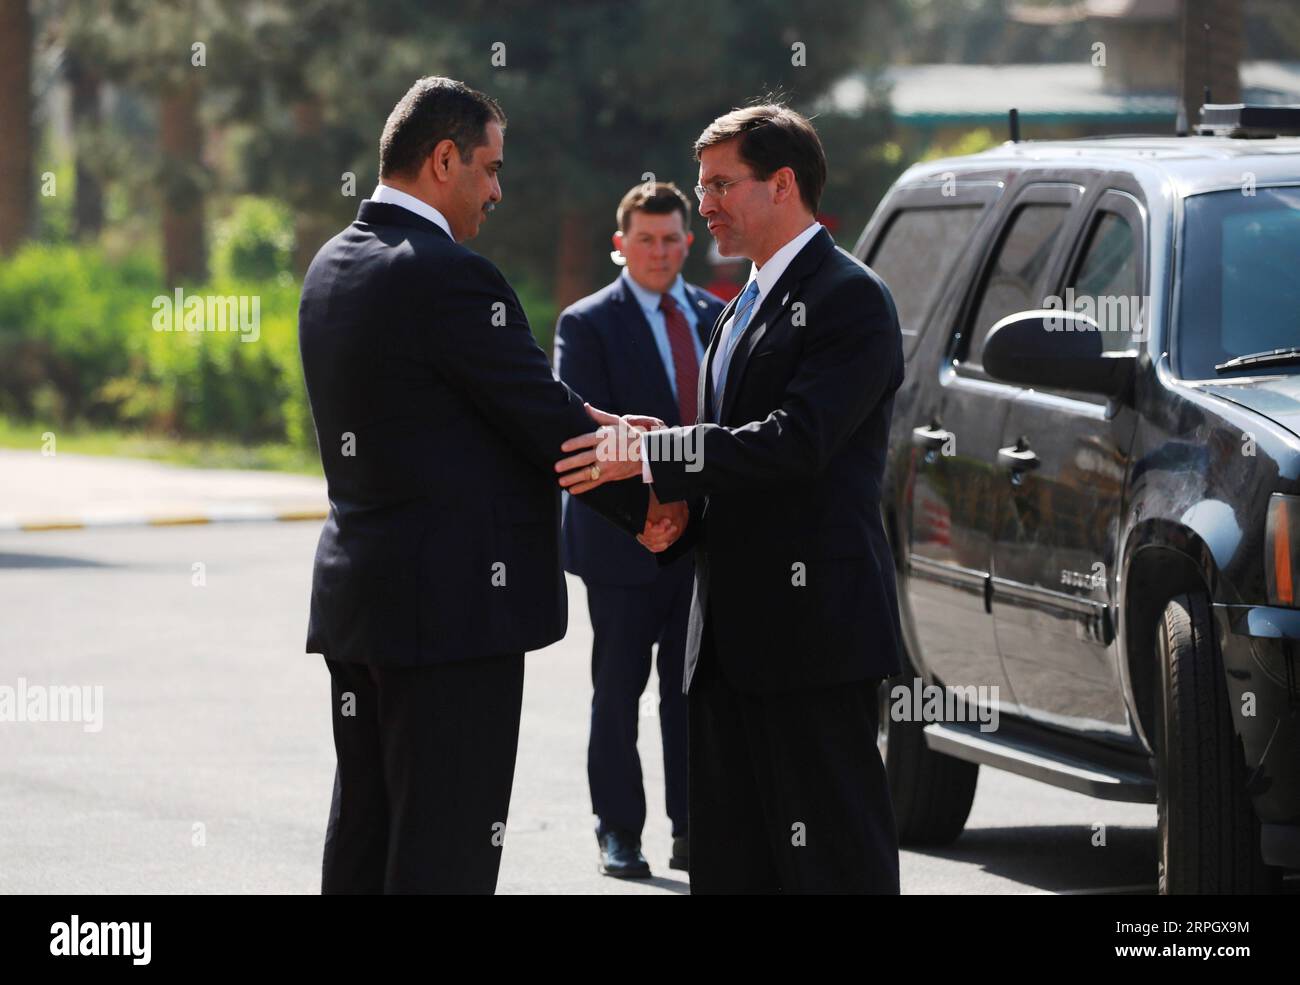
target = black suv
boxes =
[858,110,1300,893]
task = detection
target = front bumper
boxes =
[1214,603,1300,868]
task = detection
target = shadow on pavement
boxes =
[910,823,1300,894]
[0,551,116,570]
[910,823,1160,894]
[635,874,690,894]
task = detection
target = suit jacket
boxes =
[299,200,649,667]
[642,227,905,694]
[554,276,724,587]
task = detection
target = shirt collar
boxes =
[746,221,823,301]
[621,269,689,315]
[370,184,453,240]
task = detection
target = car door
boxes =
[902,178,1082,713]
[990,185,1145,736]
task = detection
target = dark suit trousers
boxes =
[687,627,900,894]
[321,652,524,894]
[585,556,693,839]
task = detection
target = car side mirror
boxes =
[982,309,1136,398]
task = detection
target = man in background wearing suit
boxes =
[299,77,681,894]
[556,104,905,893]
[554,183,724,879]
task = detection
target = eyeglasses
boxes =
[693,176,757,202]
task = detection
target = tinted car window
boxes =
[964,203,1070,365]
[1178,186,1300,378]
[1067,211,1139,353]
[868,205,983,359]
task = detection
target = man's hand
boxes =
[637,489,687,553]
[586,403,664,433]
[556,404,660,494]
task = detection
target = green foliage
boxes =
[433,0,890,295]
[0,414,321,474]
[211,196,295,282]
[920,127,1001,162]
[32,161,75,244]
[512,276,558,354]
[0,240,584,455]
[36,0,904,308]
[0,244,158,421]
[0,242,312,450]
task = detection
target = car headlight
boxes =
[1265,493,1300,607]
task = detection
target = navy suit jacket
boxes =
[642,228,906,694]
[299,201,649,666]
[554,275,724,587]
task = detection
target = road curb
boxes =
[0,504,328,533]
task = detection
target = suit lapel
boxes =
[718,229,836,424]
[684,285,718,349]
[700,291,741,424]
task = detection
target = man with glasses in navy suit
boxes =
[556,106,905,894]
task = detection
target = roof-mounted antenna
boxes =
[1199,18,1211,129]
[1009,107,1021,143]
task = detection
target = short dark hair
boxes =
[616,181,692,234]
[379,76,506,179]
[693,104,826,214]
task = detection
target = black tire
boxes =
[877,669,979,846]
[1154,593,1281,894]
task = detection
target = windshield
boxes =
[1177,185,1300,379]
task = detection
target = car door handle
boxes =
[997,442,1040,471]
[912,424,953,451]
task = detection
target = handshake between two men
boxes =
[304,78,906,895]
[555,403,686,555]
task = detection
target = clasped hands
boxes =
[555,403,687,554]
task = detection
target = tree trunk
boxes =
[0,0,33,257]
[68,51,104,240]
[1181,0,1243,130]
[291,97,334,277]
[555,209,596,311]
[160,77,206,283]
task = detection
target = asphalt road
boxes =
[0,521,1272,895]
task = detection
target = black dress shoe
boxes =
[597,830,651,879]
[668,836,689,872]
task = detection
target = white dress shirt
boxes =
[642,220,823,482]
[619,269,705,399]
[370,183,453,240]
[709,220,822,392]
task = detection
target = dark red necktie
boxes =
[660,293,699,425]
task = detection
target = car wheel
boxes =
[877,664,979,846]
[1154,593,1281,893]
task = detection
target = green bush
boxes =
[131,277,305,445]
[0,244,158,422]
[0,237,560,455]
[211,196,295,282]
[0,241,310,448]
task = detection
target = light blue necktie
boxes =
[711,280,760,421]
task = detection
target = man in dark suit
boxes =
[299,77,679,894]
[556,104,905,893]
[554,182,724,879]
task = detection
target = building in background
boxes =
[833,0,1299,155]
